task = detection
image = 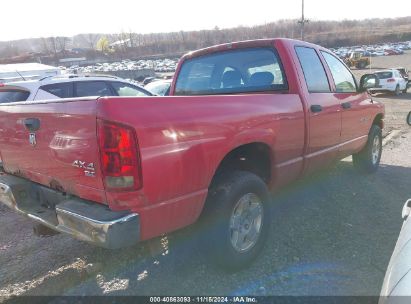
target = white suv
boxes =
[0,74,153,103]
[369,69,408,95]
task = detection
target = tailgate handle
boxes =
[24,118,40,132]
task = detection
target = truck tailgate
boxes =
[0,98,106,204]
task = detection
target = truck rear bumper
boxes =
[0,172,140,249]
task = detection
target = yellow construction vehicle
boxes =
[344,51,370,69]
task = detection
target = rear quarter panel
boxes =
[97,93,305,239]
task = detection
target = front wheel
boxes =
[407,111,411,126]
[352,125,382,173]
[202,171,271,271]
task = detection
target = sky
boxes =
[1,0,411,41]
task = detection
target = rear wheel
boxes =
[394,85,401,96]
[407,111,411,126]
[402,86,408,94]
[352,125,382,173]
[202,171,271,271]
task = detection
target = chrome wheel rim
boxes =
[229,193,263,252]
[371,135,380,165]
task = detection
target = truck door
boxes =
[320,51,373,158]
[294,46,342,174]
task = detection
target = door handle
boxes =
[23,118,40,132]
[341,102,351,109]
[310,105,323,113]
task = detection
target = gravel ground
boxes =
[0,126,411,299]
[1,123,410,300]
[0,55,410,300]
[373,93,410,137]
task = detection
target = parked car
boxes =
[0,74,153,103]
[142,76,156,85]
[374,51,386,56]
[369,69,408,95]
[144,79,172,96]
[384,49,399,56]
[380,198,411,301]
[0,38,384,270]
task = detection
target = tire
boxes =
[202,171,271,271]
[402,86,408,94]
[352,125,382,174]
[407,111,411,126]
[394,85,400,96]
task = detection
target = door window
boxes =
[321,51,357,93]
[74,81,112,97]
[39,82,73,98]
[110,82,150,96]
[295,47,330,93]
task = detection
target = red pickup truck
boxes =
[0,39,384,269]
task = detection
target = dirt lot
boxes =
[0,54,410,301]
[351,50,411,137]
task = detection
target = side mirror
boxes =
[359,74,379,92]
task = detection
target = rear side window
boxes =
[321,52,357,93]
[295,47,330,93]
[110,82,150,97]
[375,72,393,79]
[175,48,288,95]
[74,81,112,97]
[39,82,73,98]
[0,90,30,103]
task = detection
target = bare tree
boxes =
[48,37,58,61]
[41,38,51,55]
[56,37,70,56]
[2,16,411,61]
[85,34,100,50]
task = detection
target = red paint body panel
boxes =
[0,39,384,242]
[96,93,305,239]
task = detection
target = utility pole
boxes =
[298,0,309,41]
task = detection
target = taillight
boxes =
[97,119,142,191]
[387,79,395,83]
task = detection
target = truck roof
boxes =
[180,38,329,61]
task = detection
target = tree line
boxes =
[1,17,411,62]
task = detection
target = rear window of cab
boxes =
[174,48,288,95]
